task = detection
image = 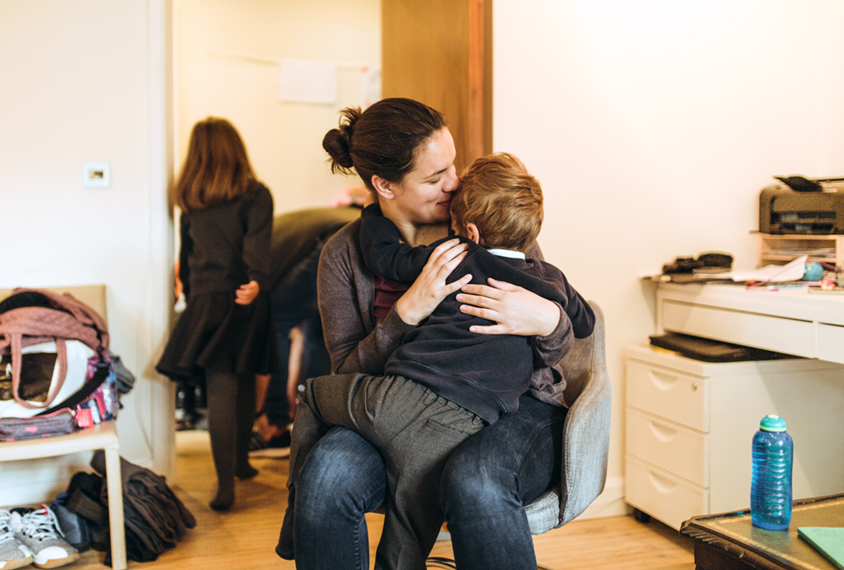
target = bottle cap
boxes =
[760,414,787,432]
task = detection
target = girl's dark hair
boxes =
[322,98,447,191]
[172,117,257,212]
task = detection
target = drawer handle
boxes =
[647,469,678,494]
[648,370,678,391]
[648,420,678,443]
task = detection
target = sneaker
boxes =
[248,428,269,452]
[10,505,79,569]
[249,430,291,459]
[0,510,33,570]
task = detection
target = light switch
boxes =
[83,162,110,187]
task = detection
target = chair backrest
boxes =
[558,300,611,524]
[523,300,611,534]
[560,301,606,407]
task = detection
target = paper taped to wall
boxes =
[278,59,337,105]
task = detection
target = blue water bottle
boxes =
[750,415,793,530]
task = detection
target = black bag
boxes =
[62,453,196,564]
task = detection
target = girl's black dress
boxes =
[156,183,278,381]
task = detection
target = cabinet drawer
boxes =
[625,456,708,530]
[626,360,708,431]
[818,323,844,365]
[626,408,707,487]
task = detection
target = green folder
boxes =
[798,527,844,570]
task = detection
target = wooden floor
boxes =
[70,430,694,569]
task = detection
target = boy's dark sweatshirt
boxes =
[359,205,594,423]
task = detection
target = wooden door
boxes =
[381,0,492,173]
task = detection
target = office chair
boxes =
[427,301,612,570]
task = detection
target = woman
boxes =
[280,99,572,569]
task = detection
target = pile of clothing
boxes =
[54,451,196,564]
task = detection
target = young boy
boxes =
[283,152,594,568]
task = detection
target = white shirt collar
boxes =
[487,248,525,260]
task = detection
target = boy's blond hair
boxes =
[450,152,543,253]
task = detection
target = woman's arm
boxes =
[393,238,470,326]
[318,221,470,374]
[318,222,412,375]
[455,242,578,368]
[457,278,561,337]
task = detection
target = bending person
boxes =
[278,98,577,570]
[253,206,360,448]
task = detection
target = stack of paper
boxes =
[798,527,844,570]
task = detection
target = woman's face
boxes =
[386,127,458,226]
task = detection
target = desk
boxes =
[635,284,844,529]
[655,283,844,364]
[680,494,844,570]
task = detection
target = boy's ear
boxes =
[465,222,482,245]
[371,175,396,201]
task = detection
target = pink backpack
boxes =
[0,288,109,409]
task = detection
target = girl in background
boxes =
[157,117,277,511]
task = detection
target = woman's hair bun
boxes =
[322,107,361,173]
[322,128,354,172]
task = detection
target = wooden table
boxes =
[680,495,844,570]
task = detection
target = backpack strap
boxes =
[9,333,69,409]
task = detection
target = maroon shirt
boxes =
[373,275,409,323]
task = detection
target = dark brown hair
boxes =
[450,152,544,253]
[322,98,447,191]
[172,117,257,212]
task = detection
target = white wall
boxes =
[0,0,173,505]
[5,0,841,519]
[494,0,844,517]
[173,0,381,213]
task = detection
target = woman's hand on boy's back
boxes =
[395,238,470,326]
[457,278,560,337]
[235,280,260,305]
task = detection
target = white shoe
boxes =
[0,509,33,570]
[10,506,79,569]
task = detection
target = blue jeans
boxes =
[287,427,387,570]
[284,394,565,570]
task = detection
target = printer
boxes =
[759,177,844,234]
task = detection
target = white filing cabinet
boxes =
[624,344,844,530]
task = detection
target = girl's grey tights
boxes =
[205,369,257,510]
